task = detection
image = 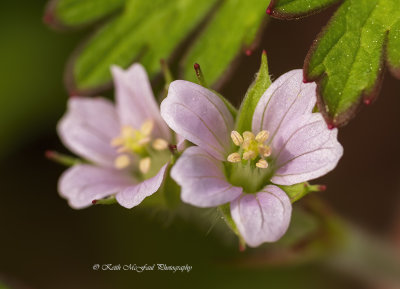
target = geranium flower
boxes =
[57,63,174,209]
[161,70,343,247]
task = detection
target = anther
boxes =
[243,131,255,141]
[255,130,269,143]
[141,120,154,136]
[139,157,151,174]
[256,159,268,169]
[243,151,256,160]
[152,138,168,150]
[231,131,244,146]
[258,145,271,157]
[115,155,130,169]
[227,152,241,163]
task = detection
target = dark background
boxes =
[1,1,399,288]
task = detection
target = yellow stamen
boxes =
[243,131,255,141]
[152,138,168,150]
[243,151,256,160]
[230,131,243,146]
[228,130,272,165]
[138,137,151,145]
[139,157,151,174]
[258,145,271,157]
[115,155,130,169]
[227,152,241,163]
[121,126,135,138]
[255,130,269,143]
[256,159,268,169]
[141,120,154,136]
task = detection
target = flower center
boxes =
[111,120,170,178]
[227,130,271,168]
[224,130,274,193]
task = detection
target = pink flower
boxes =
[58,64,173,209]
[161,70,343,247]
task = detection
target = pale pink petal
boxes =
[161,81,234,161]
[176,134,186,152]
[171,146,242,207]
[271,113,343,185]
[252,70,317,142]
[116,163,168,209]
[57,97,120,167]
[59,164,135,209]
[111,64,170,140]
[231,185,292,247]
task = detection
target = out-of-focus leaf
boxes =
[45,0,127,28]
[269,0,400,127]
[183,0,268,87]
[235,51,271,134]
[267,0,341,19]
[0,1,80,159]
[68,0,218,93]
[44,0,268,95]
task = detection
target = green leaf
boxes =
[269,0,400,127]
[44,0,268,95]
[267,0,341,19]
[387,19,400,78]
[69,0,218,93]
[235,51,271,134]
[45,0,127,28]
[183,0,268,88]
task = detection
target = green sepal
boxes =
[218,203,245,249]
[45,150,82,166]
[161,165,181,209]
[235,51,271,134]
[278,182,325,203]
[93,196,117,205]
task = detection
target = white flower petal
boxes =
[112,64,170,140]
[116,163,168,209]
[57,97,120,167]
[161,81,234,161]
[271,113,343,185]
[171,146,242,207]
[252,69,317,142]
[231,185,292,247]
[59,164,135,209]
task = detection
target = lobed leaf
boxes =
[270,0,400,127]
[44,0,268,95]
[183,0,268,87]
[68,0,218,94]
[45,0,127,28]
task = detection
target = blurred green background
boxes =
[1,1,399,288]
